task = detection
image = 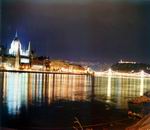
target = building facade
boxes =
[0,32,31,69]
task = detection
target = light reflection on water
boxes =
[94,74,150,109]
[1,72,92,115]
[1,72,150,116]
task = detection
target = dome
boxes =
[8,32,30,56]
[9,33,22,56]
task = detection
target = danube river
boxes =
[1,72,150,129]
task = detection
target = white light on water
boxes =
[140,70,144,96]
[107,68,112,98]
[7,73,21,115]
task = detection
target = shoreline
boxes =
[0,69,92,76]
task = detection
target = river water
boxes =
[1,72,150,129]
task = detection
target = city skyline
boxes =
[1,1,150,130]
[2,0,150,63]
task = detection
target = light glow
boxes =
[95,69,150,78]
[107,68,112,98]
[140,70,144,96]
[119,60,136,64]
[9,36,30,56]
[20,58,30,63]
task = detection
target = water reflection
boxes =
[3,72,28,115]
[107,69,112,99]
[1,72,150,115]
[140,71,144,96]
[2,72,91,115]
[95,74,150,109]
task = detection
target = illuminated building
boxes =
[0,32,32,69]
[0,32,87,73]
[9,32,31,65]
[119,60,136,64]
[9,32,30,57]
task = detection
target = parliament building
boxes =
[0,32,32,69]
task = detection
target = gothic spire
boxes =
[15,31,18,38]
[28,41,31,56]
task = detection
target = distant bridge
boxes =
[94,69,150,78]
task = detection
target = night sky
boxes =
[1,0,150,63]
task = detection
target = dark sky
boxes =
[1,0,150,63]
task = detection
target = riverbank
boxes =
[0,69,91,75]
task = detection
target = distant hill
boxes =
[111,62,150,73]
